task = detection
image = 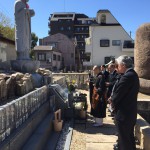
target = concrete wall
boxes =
[137,100,150,124]
[0,101,50,150]
[135,114,150,150]
[97,12,119,24]
[0,41,16,62]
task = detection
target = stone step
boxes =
[22,113,54,150]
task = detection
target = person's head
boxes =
[115,55,133,74]
[101,65,106,71]
[93,65,99,75]
[108,63,115,73]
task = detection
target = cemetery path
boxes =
[70,90,141,150]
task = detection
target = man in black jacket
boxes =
[108,55,139,150]
[101,65,109,81]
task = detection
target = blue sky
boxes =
[0,0,150,40]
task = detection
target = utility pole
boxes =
[130,31,132,38]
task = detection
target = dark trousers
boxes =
[115,119,136,150]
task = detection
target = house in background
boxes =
[0,34,16,70]
[39,33,76,70]
[83,10,134,67]
[48,13,96,66]
[0,34,16,62]
[33,45,62,71]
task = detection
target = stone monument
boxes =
[11,0,40,73]
[134,23,150,94]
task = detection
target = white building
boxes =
[83,10,134,67]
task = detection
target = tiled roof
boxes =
[97,9,110,13]
[34,46,54,51]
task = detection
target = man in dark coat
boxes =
[109,55,139,150]
[101,65,109,81]
[106,63,118,98]
[106,63,118,115]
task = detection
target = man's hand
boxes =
[105,82,110,87]
[108,97,112,104]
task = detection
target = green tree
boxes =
[30,32,38,59]
[0,12,15,40]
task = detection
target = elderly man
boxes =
[109,55,139,150]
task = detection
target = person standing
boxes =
[92,66,106,126]
[101,65,109,81]
[86,70,94,115]
[109,55,139,150]
[106,63,118,99]
[106,63,118,115]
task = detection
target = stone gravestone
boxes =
[11,0,40,73]
[134,23,150,94]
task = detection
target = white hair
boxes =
[116,55,133,68]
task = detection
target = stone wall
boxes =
[137,100,150,124]
[135,114,150,150]
[0,85,49,149]
[52,73,89,90]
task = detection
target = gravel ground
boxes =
[70,124,86,150]
[70,90,88,150]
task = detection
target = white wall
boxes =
[84,25,134,66]
[97,12,119,24]
[0,42,7,62]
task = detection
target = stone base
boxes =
[139,78,150,94]
[11,60,40,73]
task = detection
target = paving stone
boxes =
[86,143,115,150]
[86,134,117,143]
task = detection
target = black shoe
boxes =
[113,143,119,147]
[113,146,119,150]
[113,143,119,150]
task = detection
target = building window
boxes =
[112,40,121,46]
[88,20,91,24]
[53,54,56,60]
[67,26,71,30]
[58,55,61,61]
[60,27,64,31]
[101,14,106,24]
[66,19,71,22]
[100,39,109,47]
[38,53,46,61]
[123,40,134,48]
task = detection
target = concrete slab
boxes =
[86,143,115,150]
[86,134,117,143]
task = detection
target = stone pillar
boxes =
[134,23,150,94]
